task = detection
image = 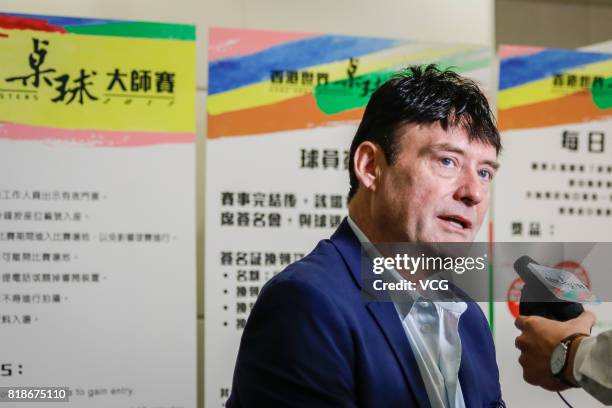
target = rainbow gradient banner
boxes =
[207,27,493,139]
[498,45,612,131]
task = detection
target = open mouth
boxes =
[437,215,472,231]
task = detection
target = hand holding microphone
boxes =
[512,256,594,390]
[514,311,596,391]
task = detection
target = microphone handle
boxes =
[519,300,584,322]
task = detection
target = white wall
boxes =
[497,0,612,49]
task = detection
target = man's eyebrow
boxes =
[419,143,464,157]
[429,143,465,155]
[427,143,500,170]
[484,160,500,170]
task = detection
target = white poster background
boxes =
[0,139,195,408]
[205,126,352,407]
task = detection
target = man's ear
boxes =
[353,142,382,192]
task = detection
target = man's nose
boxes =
[453,169,484,206]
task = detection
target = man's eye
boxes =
[478,169,492,180]
[440,158,454,167]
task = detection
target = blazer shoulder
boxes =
[264,238,354,296]
[460,302,493,332]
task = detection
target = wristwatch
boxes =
[550,333,588,386]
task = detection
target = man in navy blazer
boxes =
[227,65,504,407]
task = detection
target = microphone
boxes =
[513,255,593,321]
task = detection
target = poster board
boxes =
[494,45,612,407]
[0,13,196,408]
[205,27,493,407]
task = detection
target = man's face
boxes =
[372,122,498,243]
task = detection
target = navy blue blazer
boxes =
[227,219,503,407]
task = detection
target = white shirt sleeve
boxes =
[573,329,612,405]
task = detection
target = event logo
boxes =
[4,38,177,106]
[551,72,607,92]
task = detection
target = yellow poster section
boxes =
[0,29,195,133]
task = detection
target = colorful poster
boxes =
[205,26,493,407]
[0,14,196,408]
[494,45,612,407]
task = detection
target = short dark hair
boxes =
[347,64,501,201]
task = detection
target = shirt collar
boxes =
[347,215,467,317]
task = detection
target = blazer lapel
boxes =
[331,219,431,408]
[458,317,478,408]
[366,302,432,408]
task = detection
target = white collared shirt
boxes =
[348,216,467,408]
